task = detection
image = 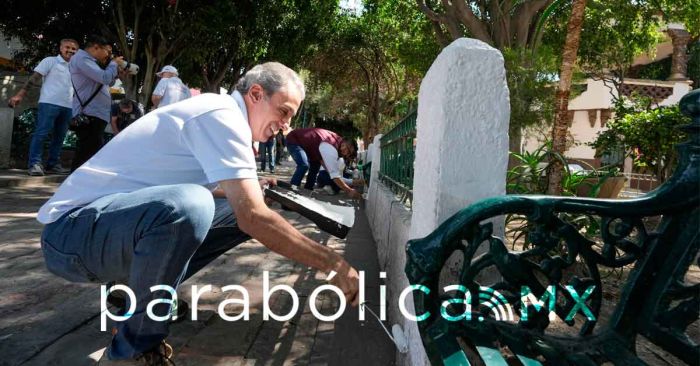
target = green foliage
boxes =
[540,0,698,87]
[507,143,550,195]
[506,142,620,251]
[591,101,690,181]
[302,0,440,140]
[177,0,338,92]
[0,0,339,100]
[0,0,108,66]
[503,47,558,135]
[10,108,37,166]
[689,41,700,89]
[507,142,619,197]
[634,57,672,80]
[658,0,700,36]
[313,117,361,139]
[542,0,664,77]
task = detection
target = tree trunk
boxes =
[111,0,144,99]
[201,66,219,93]
[508,126,522,169]
[140,49,157,108]
[369,82,380,141]
[547,0,587,195]
[364,82,379,144]
[416,0,553,50]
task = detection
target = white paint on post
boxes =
[368,134,382,187]
[365,38,510,366]
[0,108,14,168]
[404,38,510,366]
[366,134,383,226]
[410,38,510,240]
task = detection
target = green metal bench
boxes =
[405,90,699,365]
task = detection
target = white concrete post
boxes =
[409,38,510,239]
[368,135,383,188]
[365,134,383,241]
[396,38,510,366]
[0,108,14,168]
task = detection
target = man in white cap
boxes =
[151,65,191,109]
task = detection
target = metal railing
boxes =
[379,110,417,205]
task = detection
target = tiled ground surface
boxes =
[0,162,395,366]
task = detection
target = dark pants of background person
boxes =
[259,138,275,172]
[41,185,251,360]
[287,143,321,189]
[275,142,285,165]
[317,171,341,193]
[71,115,107,171]
[318,170,340,193]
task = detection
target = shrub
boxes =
[591,103,690,182]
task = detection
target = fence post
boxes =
[395,38,511,366]
[410,38,510,239]
[366,134,383,226]
[410,37,511,302]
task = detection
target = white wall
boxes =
[365,134,427,366]
[523,78,693,161]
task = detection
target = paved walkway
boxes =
[0,169,66,188]
[0,162,395,366]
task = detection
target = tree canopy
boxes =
[1,0,697,142]
[0,0,339,107]
[302,0,440,142]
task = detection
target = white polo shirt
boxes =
[319,142,342,179]
[153,76,192,108]
[37,91,257,224]
[34,55,73,108]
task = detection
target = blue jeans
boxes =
[28,103,72,168]
[259,139,275,171]
[317,171,340,193]
[40,184,250,360]
[287,143,320,189]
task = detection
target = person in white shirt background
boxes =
[7,38,80,176]
[151,65,191,109]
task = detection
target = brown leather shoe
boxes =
[96,341,174,365]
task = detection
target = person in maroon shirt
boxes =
[286,127,361,199]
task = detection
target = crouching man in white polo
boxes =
[37,62,360,365]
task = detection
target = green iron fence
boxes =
[379,109,416,204]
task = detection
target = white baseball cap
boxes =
[156,65,178,77]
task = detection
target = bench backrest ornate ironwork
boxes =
[405,90,699,365]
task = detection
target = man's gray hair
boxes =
[234,62,305,99]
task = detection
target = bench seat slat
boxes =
[517,355,543,366]
[475,346,509,366]
[442,350,472,366]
